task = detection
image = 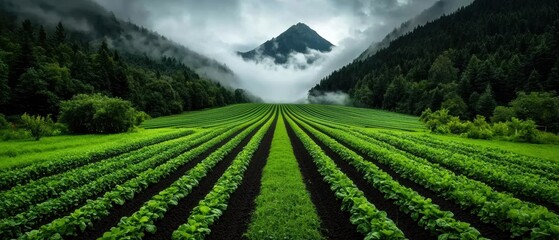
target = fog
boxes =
[92,0,448,102]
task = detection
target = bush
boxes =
[536,132,559,144]
[507,117,538,142]
[0,128,31,141]
[447,116,470,134]
[466,115,493,139]
[20,113,55,141]
[420,108,453,133]
[60,94,148,134]
[491,122,510,137]
[491,106,515,123]
[420,107,559,144]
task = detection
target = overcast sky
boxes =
[93,0,441,102]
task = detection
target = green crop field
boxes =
[1,104,558,240]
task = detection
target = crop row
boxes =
[0,131,211,219]
[289,110,559,238]
[0,129,195,190]
[294,105,421,131]
[293,104,558,183]
[284,112,406,239]
[387,132,559,181]
[1,127,227,238]
[143,104,267,129]
[0,111,262,216]
[292,106,559,206]
[285,109,484,239]
[354,129,559,208]
[19,107,274,239]
[171,112,276,239]
[243,112,322,240]
[99,108,274,239]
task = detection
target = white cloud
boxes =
[94,0,440,102]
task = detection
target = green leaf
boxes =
[145,224,157,234]
[199,206,211,214]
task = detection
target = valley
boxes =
[1,104,558,239]
[0,0,558,239]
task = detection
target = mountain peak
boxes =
[292,22,310,29]
[238,22,334,65]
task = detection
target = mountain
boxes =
[238,22,334,65]
[309,0,559,122]
[0,0,237,85]
[358,0,474,61]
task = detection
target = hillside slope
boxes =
[0,0,237,84]
[0,0,252,117]
[310,0,559,121]
[358,0,474,61]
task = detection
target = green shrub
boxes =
[447,116,470,134]
[0,128,30,141]
[60,94,149,134]
[466,115,493,139]
[420,108,453,133]
[491,106,515,123]
[507,117,538,142]
[536,131,559,144]
[134,111,151,126]
[420,107,559,144]
[491,122,510,137]
[20,113,55,141]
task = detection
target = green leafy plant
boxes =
[59,94,148,134]
[20,113,54,141]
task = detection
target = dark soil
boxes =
[309,123,510,239]
[374,134,559,214]
[205,116,277,240]
[297,123,433,239]
[28,132,203,235]
[79,125,255,240]
[142,120,269,240]
[284,118,364,240]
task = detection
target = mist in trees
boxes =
[0,15,251,119]
[310,0,559,133]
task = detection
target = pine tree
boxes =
[55,22,66,44]
[477,84,497,119]
[0,59,9,106]
[383,75,407,110]
[94,40,114,93]
[525,69,543,91]
[38,25,48,50]
[546,58,559,93]
[428,53,458,87]
[8,20,35,90]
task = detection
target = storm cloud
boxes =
[93,0,445,102]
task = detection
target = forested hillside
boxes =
[310,0,559,127]
[0,12,251,118]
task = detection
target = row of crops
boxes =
[0,103,557,239]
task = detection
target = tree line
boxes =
[310,0,559,133]
[0,13,251,120]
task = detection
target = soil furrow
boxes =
[205,116,277,240]
[284,118,364,240]
[308,123,509,239]
[297,123,432,239]
[79,126,250,240]
[141,122,264,240]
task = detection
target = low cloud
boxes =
[92,0,442,102]
[307,91,351,105]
